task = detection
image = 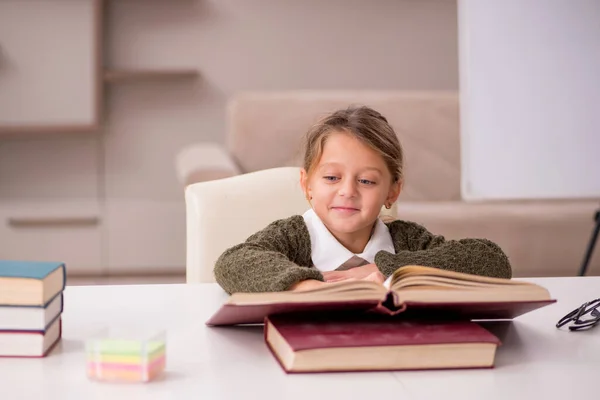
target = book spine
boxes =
[60,264,67,291]
[373,291,407,316]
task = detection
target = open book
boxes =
[206,265,555,326]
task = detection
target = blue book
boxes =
[0,260,66,307]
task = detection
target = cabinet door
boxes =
[0,201,103,274]
[0,0,100,133]
[0,135,103,275]
[104,200,185,274]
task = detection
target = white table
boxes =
[1,278,599,400]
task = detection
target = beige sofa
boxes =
[176,91,600,277]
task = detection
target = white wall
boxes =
[459,0,600,200]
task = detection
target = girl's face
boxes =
[301,131,401,241]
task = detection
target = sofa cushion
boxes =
[227,91,460,202]
[396,200,600,277]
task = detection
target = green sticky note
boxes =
[88,339,165,357]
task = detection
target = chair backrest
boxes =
[185,166,398,283]
[185,167,308,283]
[226,91,460,201]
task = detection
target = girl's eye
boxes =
[323,176,339,182]
[359,179,376,185]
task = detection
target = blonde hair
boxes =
[302,106,404,183]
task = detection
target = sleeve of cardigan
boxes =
[374,220,512,279]
[213,217,323,294]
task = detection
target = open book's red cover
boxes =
[206,293,556,326]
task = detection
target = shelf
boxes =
[103,69,199,83]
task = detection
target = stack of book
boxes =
[0,260,66,357]
[207,265,556,373]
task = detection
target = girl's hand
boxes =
[322,264,385,284]
[289,279,328,292]
[361,271,386,284]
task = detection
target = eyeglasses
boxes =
[556,298,600,331]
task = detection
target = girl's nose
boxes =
[338,178,358,198]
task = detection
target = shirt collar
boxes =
[302,208,396,272]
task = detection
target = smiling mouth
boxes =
[331,207,360,212]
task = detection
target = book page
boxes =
[228,280,387,305]
[389,266,551,303]
[391,265,531,288]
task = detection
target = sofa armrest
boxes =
[176,143,241,186]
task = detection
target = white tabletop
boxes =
[1,277,599,400]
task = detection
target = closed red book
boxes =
[265,314,501,373]
[207,265,556,326]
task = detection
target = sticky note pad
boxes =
[86,337,166,383]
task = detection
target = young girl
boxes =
[214,106,511,294]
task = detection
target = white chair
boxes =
[185,167,309,283]
[185,166,398,283]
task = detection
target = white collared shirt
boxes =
[302,208,396,272]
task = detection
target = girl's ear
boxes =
[386,180,402,206]
[300,168,312,201]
